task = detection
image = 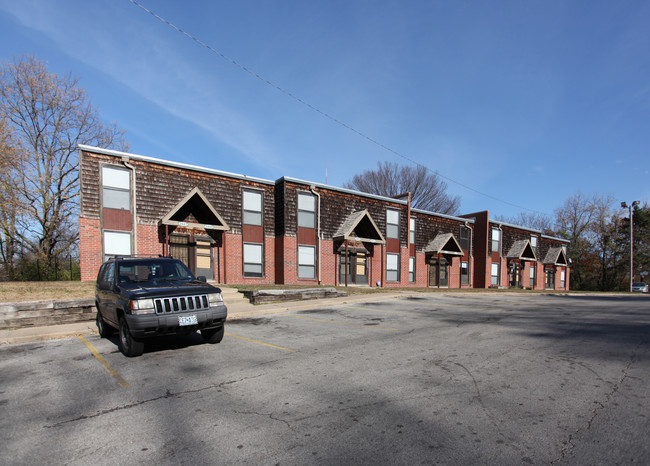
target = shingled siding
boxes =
[79,146,570,290]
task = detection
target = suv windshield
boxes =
[117,259,195,284]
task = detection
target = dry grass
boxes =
[0,281,96,303]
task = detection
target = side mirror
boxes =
[197,276,207,283]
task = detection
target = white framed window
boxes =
[409,257,415,282]
[298,245,316,279]
[243,190,263,226]
[104,231,131,257]
[530,235,538,254]
[386,209,400,239]
[387,253,400,282]
[560,269,566,288]
[297,193,316,229]
[102,165,130,210]
[243,243,263,277]
[530,265,536,287]
[491,262,500,286]
[491,228,501,253]
[461,261,469,285]
[409,218,415,244]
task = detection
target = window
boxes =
[409,218,415,244]
[530,265,536,287]
[491,228,501,253]
[460,226,471,251]
[530,235,538,254]
[243,190,263,226]
[491,262,500,286]
[297,193,316,229]
[461,261,469,285]
[386,209,400,239]
[298,245,316,279]
[104,231,131,257]
[243,243,263,277]
[409,257,415,282]
[560,269,566,288]
[102,165,130,210]
[386,253,400,282]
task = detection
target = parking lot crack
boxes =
[551,339,643,464]
[44,374,263,429]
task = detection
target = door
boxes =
[429,257,448,287]
[339,252,368,285]
[195,239,213,280]
[169,235,190,268]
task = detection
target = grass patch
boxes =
[0,281,96,303]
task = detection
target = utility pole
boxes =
[621,200,640,292]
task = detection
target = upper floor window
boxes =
[491,228,501,253]
[297,193,316,229]
[243,190,263,226]
[386,209,400,239]
[530,235,538,254]
[409,218,415,244]
[460,226,471,250]
[102,165,130,210]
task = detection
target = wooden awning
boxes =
[333,210,385,244]
[160,187,229,231]
[505,239,537,261]
[424,233,463,256]
[543,247,568,265]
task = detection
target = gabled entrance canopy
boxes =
[543,247,568,266]
[333,210,385,244]
[505,239,537,261]
[160,187,229,231]
[424,233,463,256]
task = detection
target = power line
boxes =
[128,0,548,215]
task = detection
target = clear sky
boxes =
[1,0,648,219]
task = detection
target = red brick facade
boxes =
[79,145,570,290]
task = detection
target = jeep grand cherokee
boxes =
[95,256,227,357]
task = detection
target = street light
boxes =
[621,200,640,292]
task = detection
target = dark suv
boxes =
[95,256,227,357]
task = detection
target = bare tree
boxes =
[343,161,460,214]
[493,211,554,234]
[0,118,24,279]
[0,56,129,279]
[554,191,615,290]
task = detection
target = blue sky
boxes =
[1,0,648,219]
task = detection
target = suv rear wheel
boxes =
[119,316,145,357]
[96,309,113,338]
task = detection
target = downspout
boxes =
[310,185,321,284]
[121,156,137,256]
[465,221,473,288]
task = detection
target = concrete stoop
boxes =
[240,287,347,304]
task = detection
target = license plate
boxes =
[178,315,198,326]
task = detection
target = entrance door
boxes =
[429,257,448,287]
[339,252,368,285]
[195,239,213,280]
[545,268,555,289]
[169,235,190,268]
[509,263,521,287]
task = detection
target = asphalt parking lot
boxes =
[1,293,648,465]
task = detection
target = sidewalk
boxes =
[0,287,415,345]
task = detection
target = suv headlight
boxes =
[208,293,223,305]
[130,298,155,315]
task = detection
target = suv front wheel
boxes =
[119,316,145,357]
[201,326,225,344]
